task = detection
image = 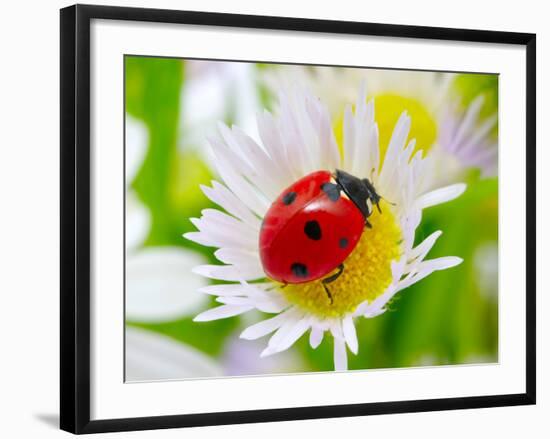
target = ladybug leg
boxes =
[365,218,373,229]
[323,263,344,283]
[322,284,334,304]
[321,264,345,304]
[267,283,288,291]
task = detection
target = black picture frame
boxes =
[60,4,536,434]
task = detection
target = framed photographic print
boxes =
[60,4,536,434]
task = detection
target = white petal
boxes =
[419,256,464,272]
[379,112,411,190]
[201,182,261,229]
[212,154,270,218]
[125,327,222,381]
[201,208,259,232]
[200,282,265,297]
[342,105,356,170]
[368,124,380,177]
[210,130,278,202]
[364,307,387,319]
[186,225,256,252]
[257,110,296,185]
[416,183,466,209]
[253,299,288,314]
[333,336,348,371]
[227,126,288,198]
[199,282,279,298]
[408,231,442,262]
[342,316,358,355]
[240,283,289,313]
[192,264,265,282]
[214,248,262,272]
[278,107,310,177]
[266,317,311,355]
[309,326,324,349]
[126,247,208,322]
[261,309,305,356]
[182,232,218,248]
[329,321,349,370]
[193,304,253,322]
[189,210,259,250]
[185,222,254,250]
[240,309,294,340]
[217,293,287,314]
[350,98,377,178]
[361,285,397,318]
[312,96,341,170]
[399,256,463,290]
[215,296,253,306]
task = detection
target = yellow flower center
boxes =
[333,94,437,163]
[280,202,402,318]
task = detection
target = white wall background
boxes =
[0,0,546,437]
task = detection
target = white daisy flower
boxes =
[184,85,465,371]
[265,66,497,182]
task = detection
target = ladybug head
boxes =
[335,169,381,218]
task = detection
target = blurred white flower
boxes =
[185,85,464,370]
[125,115,151,250]
[126,114,149,183]
[126,191,151,252]
[438,96,498,178]
[126,247,209,322]
[473,241,498,300]
[180,60,261,157]
[126,327,222,381]
[125,114,209,323]
[264,66,497,182]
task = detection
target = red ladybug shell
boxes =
[259,170,365,284]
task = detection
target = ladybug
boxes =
[259,169,382,303]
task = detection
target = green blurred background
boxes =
[125,56,498,378]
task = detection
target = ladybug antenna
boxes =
[379,195,397,207]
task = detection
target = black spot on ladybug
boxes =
[282,191,297,205]
[321,182,340,201]
[304,220,322,240]
[291,262,309,278]
[339,237,349,249]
